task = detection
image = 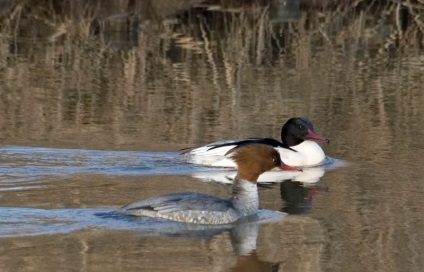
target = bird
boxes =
[121,144,300,224]
[181,117,329,167]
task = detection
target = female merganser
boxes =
[121,144,300,224]
[182,117,329,167]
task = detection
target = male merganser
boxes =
[182,117,329,167]
[121,144,300,224]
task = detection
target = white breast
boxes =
[277,140,325,167]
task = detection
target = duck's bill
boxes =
[280,163,302,172]
[307,129,330,144]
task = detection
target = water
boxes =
[1,1,424,271]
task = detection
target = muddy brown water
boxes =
[0,1,423,271]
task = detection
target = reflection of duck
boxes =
[231,252,280,272]
[191,165,325,184]
[280,181,328,214]
[182,117,329,167]
[121,144,299,224]
[230,221,281,272]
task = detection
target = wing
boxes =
[208,138,284,150]
[182,138,284,156]
[121,192,231,214]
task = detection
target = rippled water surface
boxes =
[1,1,424,271]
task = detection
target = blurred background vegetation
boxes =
[0,2,423,271]
[0,0,423,150]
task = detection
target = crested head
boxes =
[281,117,328,147]
[226,143,282,182]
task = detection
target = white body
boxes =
[185,140,326,167]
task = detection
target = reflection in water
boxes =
[0,207,115,237]
[190,157,345,184]
[0,206,323,271]
[280,181,327,214]
[0,0,424,271]
[0,0,421,153]
[0,206,283,238]
[191,164,326,183]
[229,221,280,272]
[0,205,284,271]
[0,145,344,190]
[0,145,207,190]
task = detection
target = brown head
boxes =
[226,143,300,182]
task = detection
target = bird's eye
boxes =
[298,125,304,130]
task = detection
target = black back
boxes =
[208,138,284,151]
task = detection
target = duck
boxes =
[181,117,329,167]
[121,144,300,224]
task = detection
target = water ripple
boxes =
[0,145,208,184]
[0,207,284,238]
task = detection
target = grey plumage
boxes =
[120,182,258,225]
[122,192,232,213]
[121,144,282,225]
